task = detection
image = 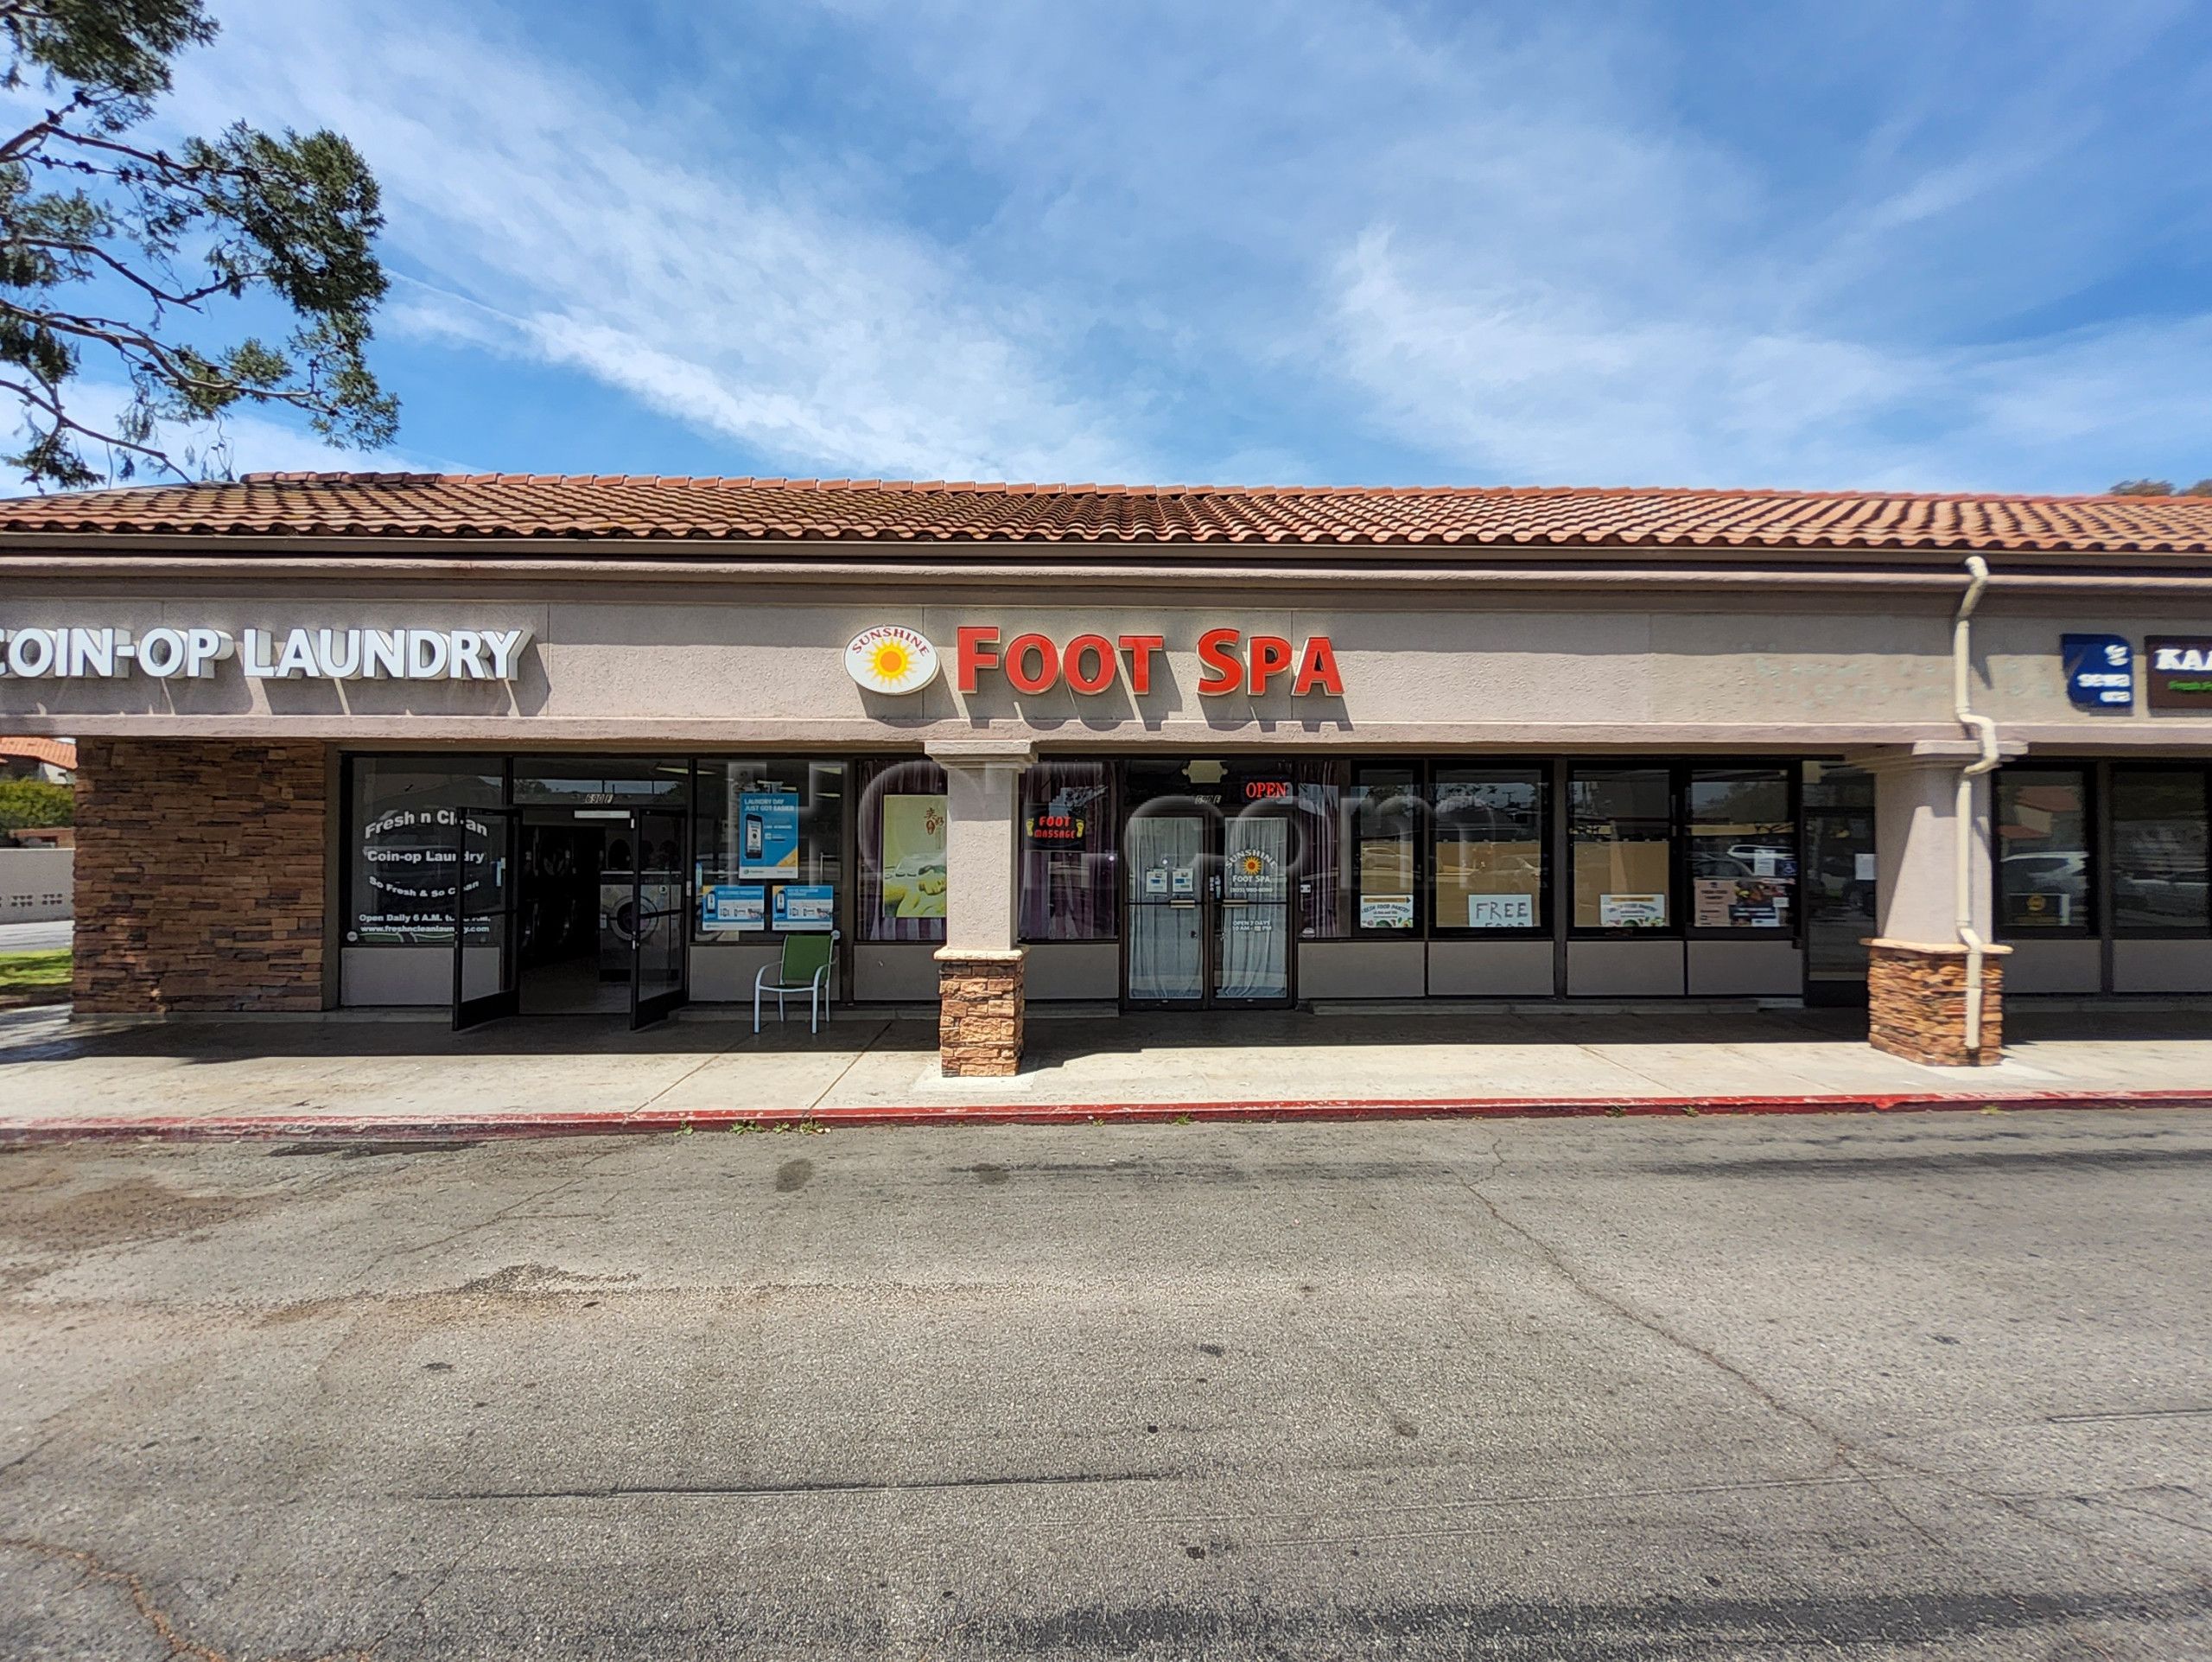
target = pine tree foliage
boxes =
[0,0,394,489]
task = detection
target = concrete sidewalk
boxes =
[3,1001,2209,1139]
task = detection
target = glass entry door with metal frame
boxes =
[1122,763,1296,1009]
[451,807,518,1030]
[1802,762,1875,1006]
[627,806,689,1028]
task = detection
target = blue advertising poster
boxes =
[700,884,764,933]
[773,884,835,931]
[2063,634,2134,709]
[737,792,800,878]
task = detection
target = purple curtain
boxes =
[856,758,947,943]
[1294,760,1343,938]
[1019,761,1116,940]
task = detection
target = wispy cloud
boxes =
[108,0,2212,491]
[168,0,1150,483]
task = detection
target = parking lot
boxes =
[3,1108,2209,1658]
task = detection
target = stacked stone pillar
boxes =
[927,740,1033,1077]
[1863,749,2012,1067]
[73,739,333,1014]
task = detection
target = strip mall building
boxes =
[3,474,2211,1075]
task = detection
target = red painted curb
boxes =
[3,1089,2209,1143]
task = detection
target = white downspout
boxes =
[1953,555,2001,1054]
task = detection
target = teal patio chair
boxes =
[754,930,838,1035]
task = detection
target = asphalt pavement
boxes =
[3,1110,2209,1659]
[0,918,69,954]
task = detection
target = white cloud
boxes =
[823,1,2212,491]
[162,0,1150,484]
[85,0,2212,493]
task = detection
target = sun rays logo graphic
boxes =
[844,627,940,694]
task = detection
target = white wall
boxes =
[0,848,71,922]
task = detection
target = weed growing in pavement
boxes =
[1172,1113,1193,1126]
[1681,1105,1701,1117]
[1605,1106,1627,1118]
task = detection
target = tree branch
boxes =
[0,373,191,479]
[10,233,256,307]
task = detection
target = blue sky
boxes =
[48,0,2212,491]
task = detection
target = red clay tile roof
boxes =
[3,472,2212,555]
[0,735,76,772]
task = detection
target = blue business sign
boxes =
[2062,634,2134,710]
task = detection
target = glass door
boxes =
[1802,763,1875,1006]
[452,807,519,1029]
[630,807,689,1029]
[1126,812,1205,1006]
[1216,814,1293,1004]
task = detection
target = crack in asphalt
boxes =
[1453,1137,2212,1599]
[0,1535,378,1662]
[429,1468,1183,1502]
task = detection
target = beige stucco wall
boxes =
[7,577,2212,755]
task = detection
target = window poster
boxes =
[774,884,836,931]
[1465,893,1535,929]
[1694,879,1735,928]
[1599,892,1669,927]
[701,883,765,933]
[737,791,801,879]
[880,794,948,919]
[1360,894,1415,930]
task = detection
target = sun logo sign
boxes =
[844,626,940,695]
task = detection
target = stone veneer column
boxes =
[927,739,1033,1077]
[73,739,332,1014]
[1863,751,2011,1067]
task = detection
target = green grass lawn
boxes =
[0,949,70,996]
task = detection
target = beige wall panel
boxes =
[14,583,2212,752]
[1299,939,1426,999]
[854,942,940,1003]
[1687,939,1805,997]
[2112,938,2212,994]
[340,946,446,1006]
[1567,939,1685,997]
[2002,938,2101,994]
[689,942,785,1003]
[1426,939,1555,997]
[1024,941,1119,1001]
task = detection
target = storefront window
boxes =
[512,756,690,806]
[1019,761,1116,941]
[691,760,844,940]
[1687,768,1795,931]
[1997,768,2092,932]
[1570,768,1673,930]
[1347,765,1419,933]
[2111,767,2209,933]
[345,755,504,946]
[1433,767,1546,933]
[857,758,948,943]
[1291,762,1344,939]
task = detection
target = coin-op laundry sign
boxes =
[0,623,531,680]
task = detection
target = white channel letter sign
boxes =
[844,626,940,694]
[0,625,531,681]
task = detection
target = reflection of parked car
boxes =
[1692,853,1756,880]
[2003,852,2088,889]
[2003,851,2088,927]
[2114,867,2211,925]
